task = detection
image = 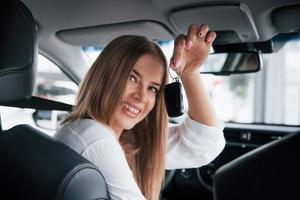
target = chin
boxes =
[119,121,135,131]
[123,119,143,131]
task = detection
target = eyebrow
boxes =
[132,69,161,87]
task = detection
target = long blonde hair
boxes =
[64,35,168,200]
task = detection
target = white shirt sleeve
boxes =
[82,139,146,200]
[166,115,226,170]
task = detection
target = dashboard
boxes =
[162,123,300,199]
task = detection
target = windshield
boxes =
[82,37,300,126]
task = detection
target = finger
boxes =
[197,24,209,38]
[186,24,198,49]
[174,34,186,46]
[171,34,186,69]
[205,31,217,45]
[169,56,175,68]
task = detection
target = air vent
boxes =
[224,130,241,143]
[224,129,284,146]
[250,131,283,145]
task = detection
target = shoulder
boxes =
[54,119,117,154]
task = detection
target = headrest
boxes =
[0,0,37,102]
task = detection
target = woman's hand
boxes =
[170,24,216,78]
[169,24,219,126]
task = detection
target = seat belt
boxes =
[0,96,73,111]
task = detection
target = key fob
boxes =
[164,79,184,117]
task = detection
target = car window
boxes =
[0,54,78,136]
[206,38,300,125]
[34,54,78,104]
[83,38,300,126]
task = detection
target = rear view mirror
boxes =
[201,52,261,75]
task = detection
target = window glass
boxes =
[0,54,78,136]
[262,38,300,125]
[34,55,77,104]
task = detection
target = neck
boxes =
[112,127,123,139]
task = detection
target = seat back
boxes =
[0,125,109,200]
[0,0,109,199]
[214,132,300,200]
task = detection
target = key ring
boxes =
[168,66,182,82]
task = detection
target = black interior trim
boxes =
[0,96,73,111]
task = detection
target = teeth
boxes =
[123,102,140,114]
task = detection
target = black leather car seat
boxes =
[214,132,300,200]
[0,0,109,199]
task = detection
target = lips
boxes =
[122,101,142,117]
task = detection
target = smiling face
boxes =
[110,54,164,136]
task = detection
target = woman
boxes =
[55,24,225,200]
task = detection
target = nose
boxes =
[133,84,147,103]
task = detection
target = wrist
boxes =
[181,69,200,82]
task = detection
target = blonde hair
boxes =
[64,35,168,200]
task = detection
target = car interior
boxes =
[0,0,108,199]
[1,0,300,199]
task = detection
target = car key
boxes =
[164,77,184,117]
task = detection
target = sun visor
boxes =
[170,4,259,44]
[273,5,300,33]
[56,21,174,46]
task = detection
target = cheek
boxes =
[145,95,157,113]
[122,81,133,97]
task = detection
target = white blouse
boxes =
[54,116,225,200]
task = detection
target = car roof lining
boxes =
[170,4,259,45]
[56,20,175,47]
[20,0,300,81]
[272,5,300,33]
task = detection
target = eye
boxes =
[148,86,159,94]
[129,74,137,82]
